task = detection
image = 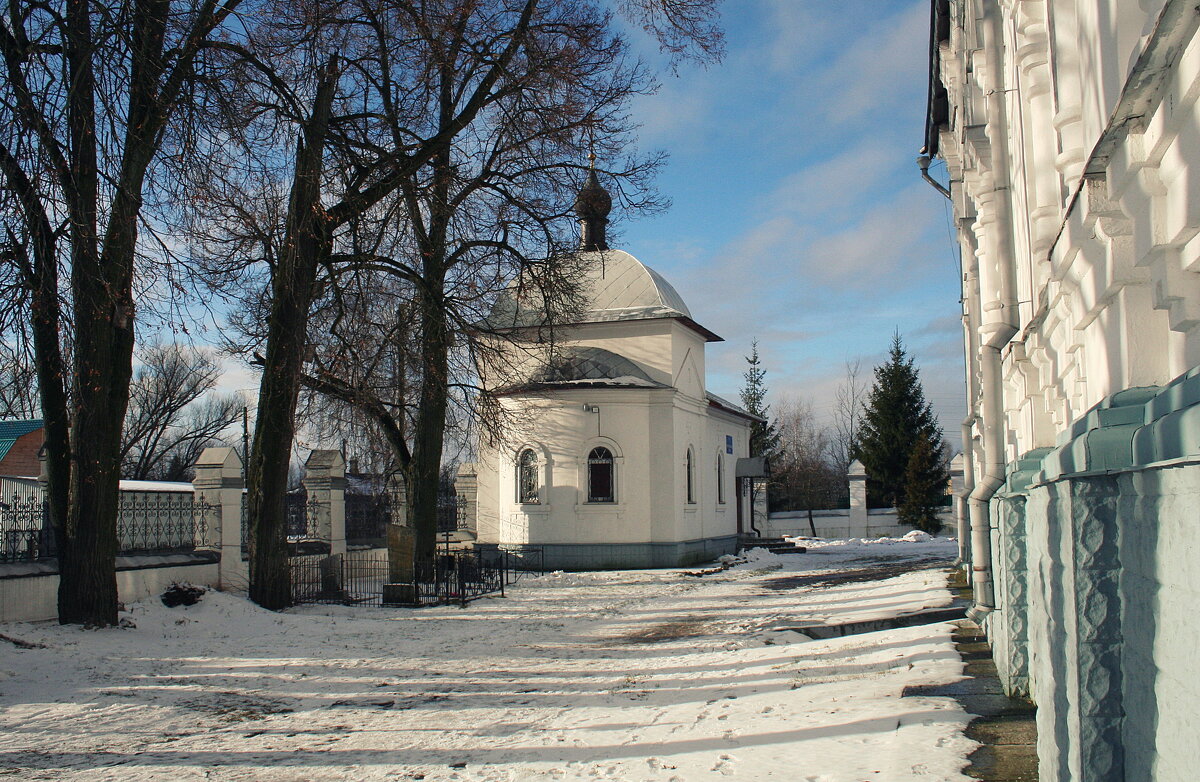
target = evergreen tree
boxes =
[740,340,780,460]
[854,334,949,513]
[898,436,947,533]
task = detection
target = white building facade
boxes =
[926,1,1200,779]
[469,171,758,570]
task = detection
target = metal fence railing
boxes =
[414,549,505,606]
[346,493,390,546]
[117,493,213,555]
[285,493,319,539]
[289,546,546,608]
[0,495,54,563]
[290,550,387,606]
[1,491,214,563]
[492,544,546,576]
[437,495,466,533]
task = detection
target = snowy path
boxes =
[0,538,978,781]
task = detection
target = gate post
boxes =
[193,447,247,592]
[848,459,869,538]
[304,450,346,556]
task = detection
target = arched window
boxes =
[517,449,539,504]
[686,446,696,504]
[587,446,615,503]
[716,452,726,504]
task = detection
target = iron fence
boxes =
[0,495,54,563]
[240,494,326,556]
[346,493,390,546]
[437,495,465,533]
[290,550,387,606]
[414,549,505,605]
[492,544,547,576]
[1,492,213,562]
[289,546,543,608]
[117,493,213,555]
[286,493,319,539]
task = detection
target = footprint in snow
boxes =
[711,754,736,776]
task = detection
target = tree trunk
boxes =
[410,294,450,560]
[246,65,337,610]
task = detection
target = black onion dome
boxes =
[574,168,612,219]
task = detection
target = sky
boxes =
[614,0,967,449]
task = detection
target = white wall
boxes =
[0,560,220,623]
[763,509,950,540]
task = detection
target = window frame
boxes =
[717,451,726,505]
[586,446,616,503]
[516,447,540,504]
[685,445,696,504]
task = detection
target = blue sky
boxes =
[612,0,967,447]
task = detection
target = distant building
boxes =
[925,1,1200,779]
[465,168,760,570]
[0,419,43,478]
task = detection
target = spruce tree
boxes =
[740,340,779,460]
[854,334,949,513]
[898,436,947,532]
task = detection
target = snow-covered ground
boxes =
[0,536,978,781]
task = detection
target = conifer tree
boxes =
[854,334,948,514]
[740,340,779,461]
[898,436,947,532]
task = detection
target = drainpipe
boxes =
[966,1,1020,617]
[957,218,982,569]
[918,155,953,200]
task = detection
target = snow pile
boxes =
[730,546,782,569]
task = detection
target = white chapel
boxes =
[469,167,760,569]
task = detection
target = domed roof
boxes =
[480,249,721,342]
[578,249,692,321]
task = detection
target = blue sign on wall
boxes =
[726,435,734,454]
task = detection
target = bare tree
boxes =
[771,396,842,535]
[0,344,38,420]
[0,0,244,624]
[830,358,867,476]
[121,345,241,481]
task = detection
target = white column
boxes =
[193,447,246,592]
[303,450,346,556]
[848,459,868,538]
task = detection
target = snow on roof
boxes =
[706,392,764,423]
[504,346,669,393]
[482,249,723,342]
[579,249,691,319]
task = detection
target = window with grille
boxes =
[517,449,539,504]
[587,446,615,503]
